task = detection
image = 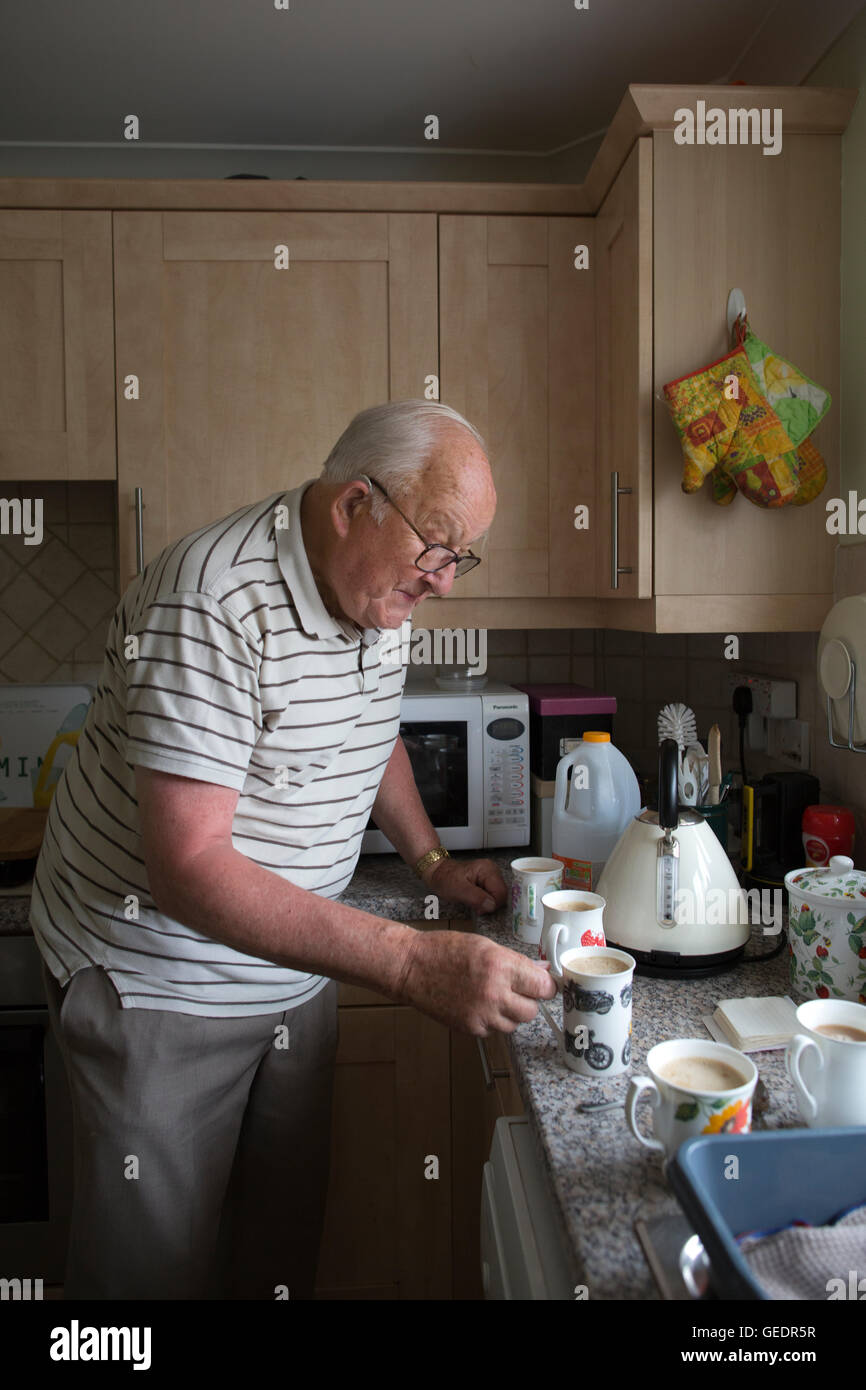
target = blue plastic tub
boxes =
[668,1128,866,1300]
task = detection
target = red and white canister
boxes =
[802,804,855,869]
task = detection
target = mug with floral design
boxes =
[625,1038,758,1161]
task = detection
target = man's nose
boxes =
[424,564,457,597]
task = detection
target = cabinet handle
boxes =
[134,487,144,576]
[610,470,634,591]
[476,1036,510,1090]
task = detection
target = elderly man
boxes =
[30,398,555,1301]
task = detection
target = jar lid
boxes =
[803,804,855,823]
[785,855,866,901]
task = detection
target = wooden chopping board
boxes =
[0,807,48,859]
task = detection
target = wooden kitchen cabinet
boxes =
[316,918,451,1299]
[431,90,851,633]
[595,140,653,601]
[1,83,852,629]
[594,120,842,630]
[113,211,437,585]
[0,211,115,480]
[650,130,841,632]
[319,915,525,1301]
[439,215,596,601]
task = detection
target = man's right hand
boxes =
[396,930,557,1037]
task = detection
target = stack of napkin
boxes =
[711,996,799,1050]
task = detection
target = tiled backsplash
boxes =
[0,482,118,686]
[485,628,743,775]
[485,625,866,865]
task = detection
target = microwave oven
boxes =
[361,680,530,853]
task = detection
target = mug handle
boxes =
[547,923,566,981]
[786,1033,821,1124]
[626,1076,665,1153]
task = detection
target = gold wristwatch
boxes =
[413,846,450,880]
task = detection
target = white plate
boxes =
[818,594,866,749]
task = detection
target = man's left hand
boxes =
[424,857,507,915]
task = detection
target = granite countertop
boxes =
[349,850,801,1301]
[5,850,802,1301]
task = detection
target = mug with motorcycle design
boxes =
[539,945,635,1078]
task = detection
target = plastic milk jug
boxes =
[551,733,641,891]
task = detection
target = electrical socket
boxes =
[727,673,797,719]
[767,718,810,767]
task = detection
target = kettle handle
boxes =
[658,738,679,831]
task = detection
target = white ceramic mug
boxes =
[539,889,606,967]
[539,945,635,1078]
[510,858,563,944]
[626,1039,757,1160]
[785,999,866,1127]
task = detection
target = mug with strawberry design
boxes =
[539,888,606,968]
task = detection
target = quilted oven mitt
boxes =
[663,346,751,493]
[718,359,803,508]
[663,346,802,506]
[742,324,829,506]
[708,436,827,508]
[788,436,828,507]
[710,379,828,508]
[743,326,831,446]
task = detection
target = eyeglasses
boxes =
[364,476,482,577]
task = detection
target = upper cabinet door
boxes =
[652,132,840,618]
[114,212,437,585]
[439,216,596,599]
[595,139,653,600]
[0,211,115,481]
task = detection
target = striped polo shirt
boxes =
[30,481,408,1016]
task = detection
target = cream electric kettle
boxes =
[595,739,750,975]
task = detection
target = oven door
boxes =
[0,936,74,1284]
[362,697,484,852]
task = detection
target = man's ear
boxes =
[331,478,371,538]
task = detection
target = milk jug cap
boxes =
[582,732,610,743]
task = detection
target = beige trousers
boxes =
[42,961,338,1301]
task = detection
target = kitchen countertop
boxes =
[3,850,802,1300]
[348,850,802,1301]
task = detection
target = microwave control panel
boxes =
[481,690,530,847]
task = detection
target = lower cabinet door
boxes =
[314,1005,451,1299]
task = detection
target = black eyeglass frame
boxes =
[362,476,482,577]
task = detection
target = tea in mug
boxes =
[813,1024,866,1044]
[573,955,628,975]
[658,1056,747,1093]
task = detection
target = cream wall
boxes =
[807,7,866,516]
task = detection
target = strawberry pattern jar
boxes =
[785,856,866,1004]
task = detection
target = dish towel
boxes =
[736,1201,866,1300]
[662,320,830,509]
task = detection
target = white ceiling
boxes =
[0,0,863,178]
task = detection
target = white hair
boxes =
[319,399,487,524]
